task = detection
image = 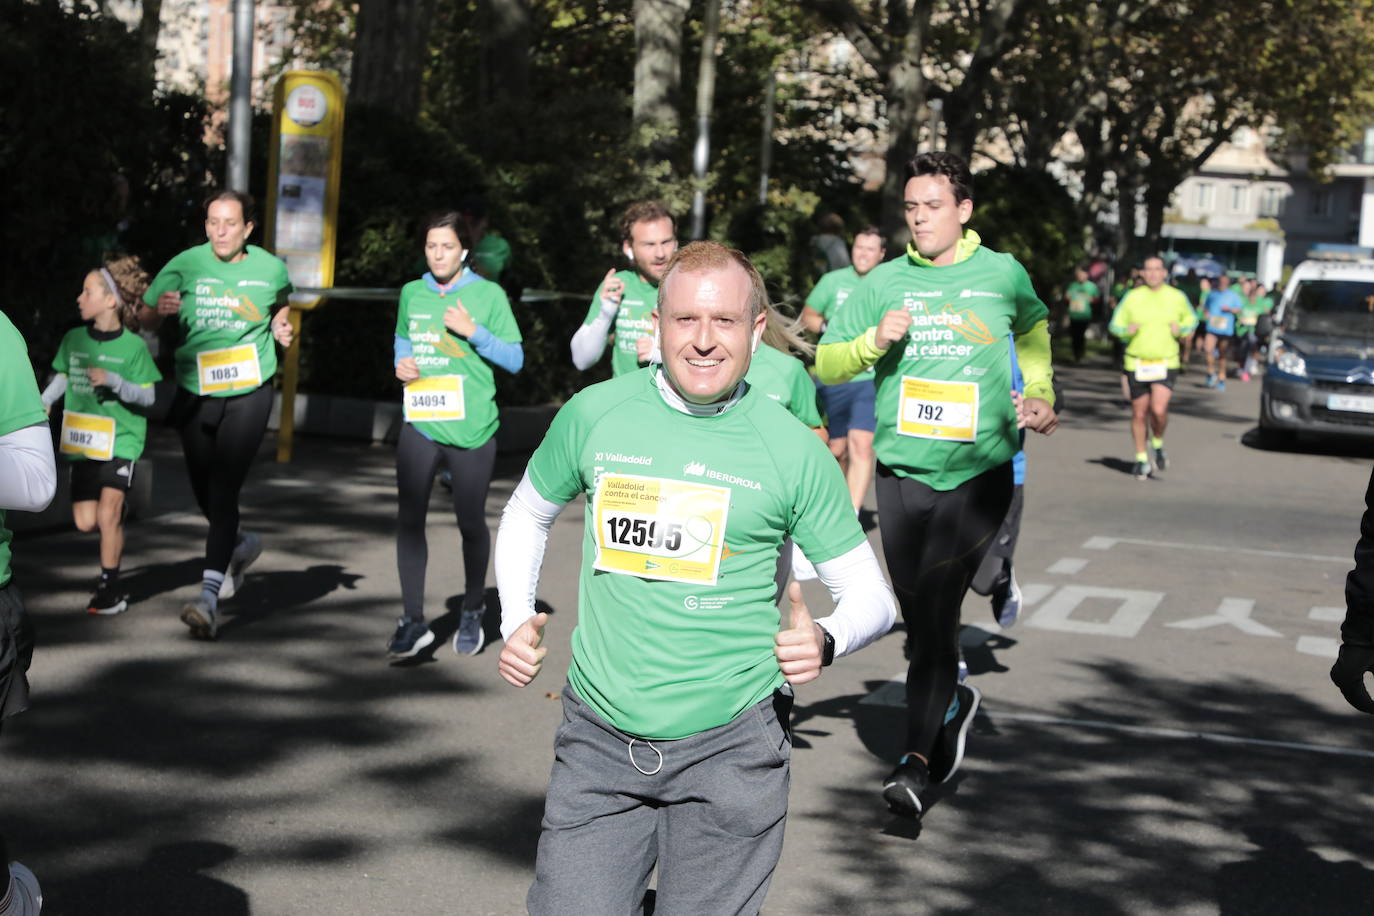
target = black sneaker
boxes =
[387,618,434,659]
[1153,446,1168,472]
[991,569,1022,629]
[928,683,982,785]
[87,582,128,616]
[1132,460,1152,480]
[882,754,930,819]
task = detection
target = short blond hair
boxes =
[657,241,768,319]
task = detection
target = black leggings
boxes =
[875,461,1013,757]
[970,483,1024,598]
[173,384,273,573]
[396,423,496,620]
[1069,320,1089,362]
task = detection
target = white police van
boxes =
[1260,247,1374,441]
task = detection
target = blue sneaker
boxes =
[452,606,486,656]
[1205,373,1218,388]
[1216,379,1227,392]
[957,652,969,684]
[992,569,1022,628]
[387,618,434,659]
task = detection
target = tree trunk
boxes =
[633,0,692,145]
[350,0,436,119]
[879,2,931,248]
[689,0,722,239]
[482,0,531,104]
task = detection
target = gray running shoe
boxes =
[1132,460,1152,480]
[219,531,263,600]
[453,606,486,656]
[387,618,434,658]
[180,597,218,639]
[992,570,1022,629]
[1153,445,1169,472]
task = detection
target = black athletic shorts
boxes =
[70,457,135,502]
[1124,368,1177,400]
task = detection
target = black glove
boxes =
[1330,644,1374,714]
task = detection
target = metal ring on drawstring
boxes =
[627,737,664,776]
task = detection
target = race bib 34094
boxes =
[593,473,732,585]
[404,375,466,422]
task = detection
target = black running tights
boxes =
[175,384,273,574]
[875,461,1012,758]
[395,423,496,621]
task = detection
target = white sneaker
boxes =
[791,542,819,582]
[219,531,263,600]
[3,861,43,915]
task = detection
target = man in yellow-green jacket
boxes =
[1108,256,1197,481]
[816,151,1057,820]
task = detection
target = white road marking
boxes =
[1021,583,1055,608]
[1080,536,1348,565]
[1166,598,1282,637]
[1308,606,1345,622]
[1047,557,1088,575]
[1296,636,1341,659]
[1027,585,1163,638]
[859,674,1374,761]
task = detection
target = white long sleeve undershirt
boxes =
[494,472,895,655]
[569,298,619,370]
[0,423,57,513]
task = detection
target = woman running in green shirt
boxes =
[140,191,295,639]
[389,212,524,660]
[41,257,160,616]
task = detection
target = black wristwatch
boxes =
[819,626,835,667]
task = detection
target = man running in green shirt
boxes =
[817,151,1057,820]
[570,201,678,376]
[1110,256,1197,480]
[802,227,885,512]
[498,241,894,913]
[1064,266,1098,363]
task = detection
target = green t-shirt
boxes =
[821,246,1049,491]
[395,277,522,449]
[472,233,512,281]
[526,369,865,740]
[143,243,293,397]
[744,344,823,428]
[806,266,874,382]
[52,326,161,462]
[1108,285,1197,370]
[583,270,658,377]
[1,313,49,588]
[1066,280,1097,321]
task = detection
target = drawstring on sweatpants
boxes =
[627,737,664,776]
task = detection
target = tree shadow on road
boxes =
[785,658,1374,915]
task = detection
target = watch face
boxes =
[821,628,836,666]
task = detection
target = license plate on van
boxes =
[1327,393,1374,413]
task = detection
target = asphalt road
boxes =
[6,357,1374,915]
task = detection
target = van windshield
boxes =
[1287,279,1374,336]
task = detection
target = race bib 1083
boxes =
[593,473,732,585]
[197,344,262,394]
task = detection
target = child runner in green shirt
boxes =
[42,258,160,615]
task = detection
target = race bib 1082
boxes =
[593,473,732,585]
[60,411,115,461]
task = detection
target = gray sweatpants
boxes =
[528,683,793,916]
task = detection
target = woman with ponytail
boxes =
[40,256,161,616]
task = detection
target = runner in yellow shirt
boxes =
[1108,256,1197,480]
